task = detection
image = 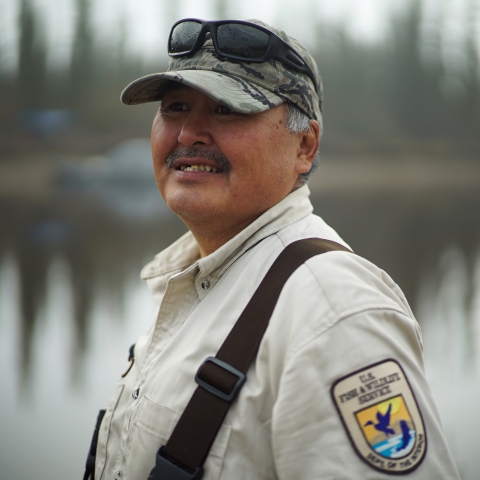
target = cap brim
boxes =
[121,70,284,114]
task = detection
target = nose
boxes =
[177,109,214,148]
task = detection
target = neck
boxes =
[182,214,261,258]
[182,183,305,257]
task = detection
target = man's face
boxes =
[151,85,315,245]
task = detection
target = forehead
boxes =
[160,81,193,100]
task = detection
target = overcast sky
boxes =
[0,0,477,73]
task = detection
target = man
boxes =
[91,19,459,479]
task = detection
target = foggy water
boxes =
[0,254,157,480]
[1,145,479,479]
[1,244,479,479]
[417,248,480,479]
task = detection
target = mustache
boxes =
[166,147,231,173]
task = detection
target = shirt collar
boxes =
[140,185,314,302]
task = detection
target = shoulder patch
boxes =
[331,359,426,474]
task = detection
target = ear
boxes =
[295,120,320,176]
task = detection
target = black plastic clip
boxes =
[195,356,246,402]
[148,447,204,480]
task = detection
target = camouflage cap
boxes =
[121,19,323,124]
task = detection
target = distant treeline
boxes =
[0,0,479,151]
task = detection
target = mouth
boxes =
[177,163,220,173]
[166,147,231,174]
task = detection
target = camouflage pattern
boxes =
[121,19,323,124]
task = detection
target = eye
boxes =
[169,101,188,112]
[216,105,234,115]
[160,101,188,113]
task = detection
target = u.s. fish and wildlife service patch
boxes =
[331,359,426,474]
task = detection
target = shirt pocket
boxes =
[125,395,232,480]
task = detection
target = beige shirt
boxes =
[95,185,459,480]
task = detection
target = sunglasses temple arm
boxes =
[279,58,318,92]
[274,44,318,92]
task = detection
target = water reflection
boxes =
[416,248,480,480]
[0,139,188,386]
[0,146,479,478]
[0,254,157,480]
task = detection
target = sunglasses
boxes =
[168,19,318,92]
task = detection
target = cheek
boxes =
[151,124,176,167]
[151,144,167,188]
[151,127,175,192]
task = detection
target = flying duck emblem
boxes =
[364,402,396,436]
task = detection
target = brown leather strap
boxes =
[162,238,352,471]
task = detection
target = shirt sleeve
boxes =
[270,307,460,479]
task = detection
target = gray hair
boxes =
[284,102,320,185]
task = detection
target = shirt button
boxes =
[132,388,140,399]
[201,280,210,290]
[115,471,122,480]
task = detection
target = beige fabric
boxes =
[95,185,459,480]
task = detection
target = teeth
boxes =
[179,164,220,173]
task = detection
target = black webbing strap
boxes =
[83,409,106,480]
[149,238,352,479]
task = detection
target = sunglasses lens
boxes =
[170,21,203,54]
[217,24,269,59]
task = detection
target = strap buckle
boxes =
[149,447,204,480]
[195,356,246,402]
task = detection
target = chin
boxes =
[165,195,220,222]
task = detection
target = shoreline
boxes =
[1,154,479,201]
